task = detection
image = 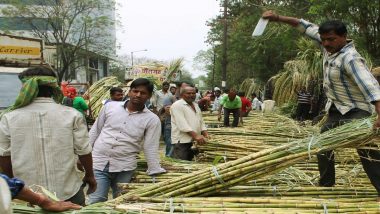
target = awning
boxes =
[0,66,28,74]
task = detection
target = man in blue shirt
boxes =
[0,173,81,212]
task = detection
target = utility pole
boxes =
[131,49,147,67]
[221,0,228,89]
[131,52,134,67]
[212,49,216,90]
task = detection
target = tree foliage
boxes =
[2,0,116,82]
[308,0,380,64]
[197,0,379,89]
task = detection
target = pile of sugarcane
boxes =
[105,116,378,203]
[216,185,378,198]
[83,76,125,118]
[198,112,315,161]
[12,112,380,213]
[202,111,314,134]
[124,148,371,195]
[238,78,262,98]
[113,196,380,213]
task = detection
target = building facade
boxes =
[0,0,116,83]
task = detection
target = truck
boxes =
[0,34,45,110]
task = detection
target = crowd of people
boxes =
[1,9,380,212]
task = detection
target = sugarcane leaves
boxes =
[212,155,226,165]
[30,184,60,202]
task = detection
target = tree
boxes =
[193,49,219,88]
[309,0,380,65]
[203,0,314,88]
[2,0,116,82]
[109,61,126,83]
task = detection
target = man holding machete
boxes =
[262,10,380,202]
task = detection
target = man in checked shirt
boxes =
[263,11,380,202]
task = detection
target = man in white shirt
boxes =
[0,66,95,206]
[152,81,171,113]
[88,78,166,204]
[170,86,208,161]
[251,92,262,110]
[211,87,222,113]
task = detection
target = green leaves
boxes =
[212,155,226,165]
[200,0,379,90]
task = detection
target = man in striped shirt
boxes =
[263,11,380,201]
[296,86,312,121]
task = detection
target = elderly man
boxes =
[0,66,95,206]
[161,81,192,157]
[88,78,166,204]
[170,86,208,161]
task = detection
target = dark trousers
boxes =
[296,103,311,121]
[317,105,380,195]
[224,108,240,127]
[172,142,195,161]
[66,185,85,206]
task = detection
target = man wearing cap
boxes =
[169,84,176,96]
[0,66,96,206]
[211,87,222,113]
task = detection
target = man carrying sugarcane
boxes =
[0,66,96,206]
[171,86,209,161]
[88,78,166,204]
[262,11,380,201]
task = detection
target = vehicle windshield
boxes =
[0,73,22,109]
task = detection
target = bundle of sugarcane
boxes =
[136,155,210,173]
[106,116,378,201]
[132,154,371,194]
[113,196,380,213]
[238,78,262,99]
[216,185,377,198]
[83,76,123,118]
[203,112,314,137]
[197,129,307,162]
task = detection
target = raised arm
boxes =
[262,10,300,27]
[262,10,322,46]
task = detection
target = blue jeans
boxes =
[88,164,134,204]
